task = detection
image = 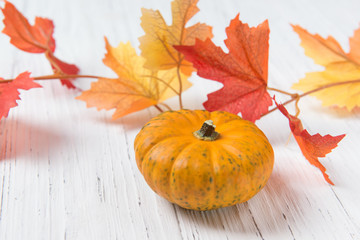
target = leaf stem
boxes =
[0,74,101,83]
[294,97,300,117]
[45,51,62,73]
[154,104,164,113]
[263,79,360,117]
[140,75,180,95]
[159,102,173,111]
[267,87,299,98]
[176,64,183,109]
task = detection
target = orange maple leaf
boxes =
[139,0,213,76]
[175,14,271,122]
[0,72,42,120]
[76,39,189,119]
[292,25,360,110]
[274,99,345,185]
[1,1,55,53]
[1,1,79,89]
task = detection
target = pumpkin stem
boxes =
[193,120,219,141]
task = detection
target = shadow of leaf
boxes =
[0,119,65,161]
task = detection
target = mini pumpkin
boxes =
[134,110,274,211]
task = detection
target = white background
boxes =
[1,0,360,239]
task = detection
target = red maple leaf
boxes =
[174,14,272,122]
[48,53,80,89]
[274,100,345,185]
[0,72,42,119]
[1,1,79,89]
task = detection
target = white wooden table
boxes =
[1,0,360,239]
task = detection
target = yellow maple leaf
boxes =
[139,0,213,76]
[76,38,189,119]
[292,25,360,111]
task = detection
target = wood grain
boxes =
[1,0,360,239]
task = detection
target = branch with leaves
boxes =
[1,0,358,184]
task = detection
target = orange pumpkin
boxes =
[134,110,274,211]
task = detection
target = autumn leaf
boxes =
[292,25,360,110]
[47,52,79,89]
[139,0,213,76]
[175,14,272,122]
[1,1,55,53]
[0,72,42,120]
[76,38,190,119]
[1,1,79,89]
[274,99,345,185]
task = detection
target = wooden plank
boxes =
[1,0,360,239]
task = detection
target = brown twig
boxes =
[263,79,360,117]
[154,104,164,113]
[176,64,184,109]
[267,87,298,98]
[160,102,173,111]
[0,74,101,83]
[140,74,180,95]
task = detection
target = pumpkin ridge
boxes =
[150,135,193,152]
[209,111,242,126]
[219,131,265,141]
[136,128,188,169]
[167,110,195,125]
[217,143,249,201]
[220,119,244,127]
[176,109,209,126]
[167,141,199,203]
[219,142,246,172]
[215,119,249,133]
[217,120,267,139]
[207,143,217,206]
[177,110,197,124]
[140,135,193,172]
[219,139,274,200]
[188,110,211,124]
